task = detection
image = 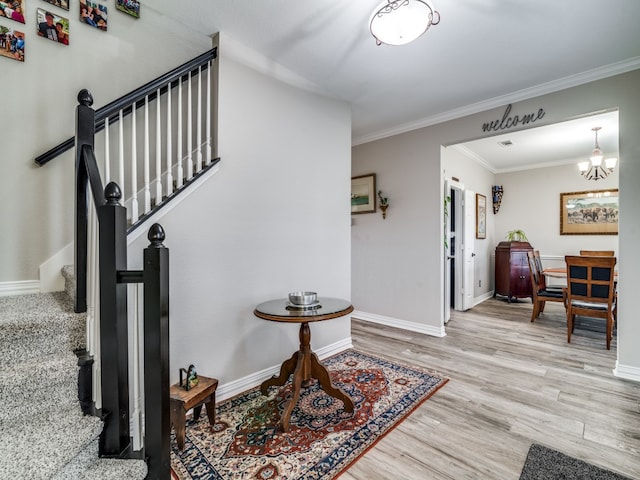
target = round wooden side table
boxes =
[254,297,354,432]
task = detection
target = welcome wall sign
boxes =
[482,104,546,132]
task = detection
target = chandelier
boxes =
[370,0,440,46]
[578,127,617,181]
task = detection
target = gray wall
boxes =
[352,70,640,380]
[126,50,352,385]
[1,8,352,386]
[0,3,212,283]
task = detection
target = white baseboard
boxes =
[215,336,353,402]
[613,362,640,383]
[39,242,73,293]
[351,310,446,337]
[473,291,494,307]
[0,280,40,297]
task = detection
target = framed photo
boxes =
[36,8,69,44]
[115,0,140,18]
[0,0,25,23]
[560,189,618,235]
[351,173,376,214]
[80,0,107,31]
[0,26,25,62]
[476,193,486,239]
[41,0,70,11]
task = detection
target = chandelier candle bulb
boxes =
[579,126,617,181]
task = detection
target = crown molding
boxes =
[352,57,640,146]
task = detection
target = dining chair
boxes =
[564,255,617,349]
[533,250,563,293]
[526,251,565,322]
[579,250,615,256]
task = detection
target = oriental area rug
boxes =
[171,349,448,480]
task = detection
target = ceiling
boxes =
[151,0,640,165]
[451,110,619,173]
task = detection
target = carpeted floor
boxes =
[0,291,147,479]
[171,349,448,480]
[520,444,633,480]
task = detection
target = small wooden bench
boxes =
[169,375,218,450]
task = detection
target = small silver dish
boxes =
[288,291,317,306]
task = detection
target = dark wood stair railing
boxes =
[36,47,221,479]
[76,92,171,479]
[35,48,217,167]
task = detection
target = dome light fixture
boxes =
[370,0,440,46]
[578,127,617,181]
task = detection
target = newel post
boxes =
[75,89,95,313]
[143,223,170,479]
[98,181,131,457]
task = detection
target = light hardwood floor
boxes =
[344,298,640,480]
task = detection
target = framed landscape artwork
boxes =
[476,193,486,239]
[560,189,618,235]
[351,174,376,214]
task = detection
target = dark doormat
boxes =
[520,444,632,480]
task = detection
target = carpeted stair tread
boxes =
[1,291,147,479]
[51,438,147,480]
[0,351,78,423]
[0,292,85,362]
[61,264,75,301]
[0,404,103,480]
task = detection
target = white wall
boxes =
[1,6,352,386]
[352,70,640,381]
[495,164,618,264]
[442,146,496,298]
[443,150,620,294]
[0,2,211,283]
[128,51,352,385]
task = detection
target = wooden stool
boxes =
[170,375,218,450]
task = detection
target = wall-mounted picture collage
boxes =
[0,0,141,63]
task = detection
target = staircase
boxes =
[7,47,219,478]
[0,285,147,479]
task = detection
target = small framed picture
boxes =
[351,173,377,214]
[36,8,69,45]
[0,0,25,24]
[476,193,486,239]
[115,0,139,18]
[80,0,107,31]
[41,0,70,11]
[0,26,25,62]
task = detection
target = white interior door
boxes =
[462,189,476,310]
[443,179,453,323]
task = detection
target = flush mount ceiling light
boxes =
[370,0,440,46]
[578,127,617,181]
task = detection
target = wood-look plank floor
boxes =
[344,298,640,480]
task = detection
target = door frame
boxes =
[443,178,475,323]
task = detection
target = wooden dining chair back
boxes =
[564,255,617,349]
[532,250,563,292]
[526,251,565,322]
[579,250,614,256]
